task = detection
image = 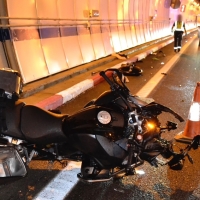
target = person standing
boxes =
[171,14,187,52]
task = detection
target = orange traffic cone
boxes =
[175,82,200,143]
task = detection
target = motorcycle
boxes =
[0,68,199,183]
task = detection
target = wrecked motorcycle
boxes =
[0,68,199,183]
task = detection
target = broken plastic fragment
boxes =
[114,188,125,193]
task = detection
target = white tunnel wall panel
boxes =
[11,39,49,83]
[134,24,142,45]
[153,23,158,40]
[90,25,106,59]
[57,0,84,68]
[117,0,128,51]
[75,0,96,63]
[142,0,151,42]
[144,23,151,42]
[130,24,138,47]
[99,0,114,55]
[7,0,49,83]
[88,0,106,59]
[36,0,68,75]
[101,25,114,55]
[123,0,129,20]
[133,0,143,45]
[140,24,146,43]
[162,1,171,36]
[129,0,138,46]
[108,0,121,52]
[149,22,154,40]
[118,25,128,50]
[124,24,133,48]
[109,25,122,52]
[123,0,133,48]
[158,23,164,37]
[152,23,158,40]
[138,1,145,44]
[155,23,160,39]
[59,32,84,67]
[76,26,95,63]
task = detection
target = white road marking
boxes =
[33,34,197,200]
[33,162,81,200]
[136,35,197,97]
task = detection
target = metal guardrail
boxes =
[0,16,171,28]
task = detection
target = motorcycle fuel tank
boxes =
[63,105,127,167]
[64,105,125,137]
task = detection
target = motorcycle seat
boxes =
[21,105,68,144]
[3,100,26,139]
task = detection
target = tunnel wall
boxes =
[0,0,198,83]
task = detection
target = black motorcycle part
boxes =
[142,102,184,122]
[0,146,27,184]
[168,154,185,170]
[0,68,22,100]
[120,63,143,76]
[80,157,111,180]
[84,91,133,116]
[140,137,167,166]
[2,100,26,139]
[64,105,125,137]
[0,89,8,132]
[67,134,127,168]
[89,91,115,106]
[21,105,68,144]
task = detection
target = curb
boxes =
[34,38,177,110]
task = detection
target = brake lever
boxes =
[186,154,193,164]
[168,153,184,167]
[191,135,200,150]
[168,138,197,170]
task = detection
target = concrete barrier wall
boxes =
[6,0,49,83]
[1,0,197,83]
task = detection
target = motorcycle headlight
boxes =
[97,111,111,124]
[146,122,155,130]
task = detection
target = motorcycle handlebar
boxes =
[99,71,115,88]
[100,69,133,111]
[100,69,130,92]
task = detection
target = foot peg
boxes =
[77,173,113,183]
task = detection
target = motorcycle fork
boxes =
[126,133,142,175]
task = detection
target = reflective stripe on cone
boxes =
[175,82,200,143]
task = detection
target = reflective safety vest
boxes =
[174,21,185,31]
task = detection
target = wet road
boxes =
[59,33,200,200]
[1,33,200,200]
